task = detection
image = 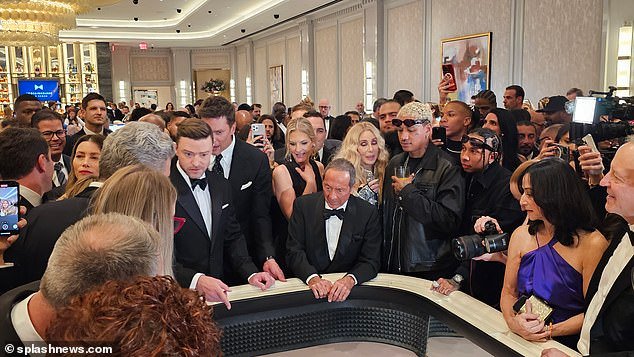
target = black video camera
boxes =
[452,221,509,261]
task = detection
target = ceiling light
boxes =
[0,0,103,46]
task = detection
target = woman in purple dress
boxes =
[501,159,608,348]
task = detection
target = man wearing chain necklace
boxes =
[381,101,465,280]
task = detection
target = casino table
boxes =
[212,273,580,357]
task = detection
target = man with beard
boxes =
[516,120,538,160]
[378,99,402,158]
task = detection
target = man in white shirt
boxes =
[286,158,381,302]
[543,142,634,356]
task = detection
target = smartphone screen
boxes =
[0,181,20,236]
[572,97,596,124]
[441,64,458,92]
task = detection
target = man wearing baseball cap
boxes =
[536,95,571,125]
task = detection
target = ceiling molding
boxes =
[76,0,207,28]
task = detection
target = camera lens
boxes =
[484,233,509,253]
[452,235,485,261]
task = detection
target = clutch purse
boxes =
[513,295,553,322]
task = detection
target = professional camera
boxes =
[452,221,509,261]
[567,86,634,144]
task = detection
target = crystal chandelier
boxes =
[0,0,94,46]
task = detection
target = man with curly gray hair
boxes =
[382,101,465,280]
[6,121,175,286]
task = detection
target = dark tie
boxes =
[54,162,67,186]
[324,208,344,220]
[212,154,224,177]
[190,178,207,191]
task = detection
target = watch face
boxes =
[452,274,463,284]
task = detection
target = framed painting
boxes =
[133,89,158,109]
[269,65,283,106]
[441,32,492,102]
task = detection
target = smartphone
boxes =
[441,64,458,92]
[582,133,599,153]
[432,126,447,143]
[251,123,265,138]
[0,181,20,236]
[572,97,597,124]
[549,143,570,161]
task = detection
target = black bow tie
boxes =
[324,208,345,220]
[190,178,207,191]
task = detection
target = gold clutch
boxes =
[514,295,554,322]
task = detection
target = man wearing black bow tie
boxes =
[170,119,274,309]
[286,158,381,302]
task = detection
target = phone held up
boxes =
[442,64,458,92]
[251,123,266,148]
[432,126,447,144]
[0,181,20,236]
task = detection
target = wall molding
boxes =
[314,2,364,24]
[508,0,525,85]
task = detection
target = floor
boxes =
[263,337,493,357]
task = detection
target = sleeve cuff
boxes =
[247,272,257,283]
[306,273,320,285]
[347,274,358,285]
[189,273,204,290]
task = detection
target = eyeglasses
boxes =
[391,118,429,128]
[461,135,497,152]
[41,130,66,141]
[173,216,186,234]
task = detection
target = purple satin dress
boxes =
[517,236,585,325]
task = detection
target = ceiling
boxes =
[60,0,338,48]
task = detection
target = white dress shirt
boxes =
[577,225,634,355]
[82,125,105,136]
[52,157,69,187]
[176,161,213,290]
[209,135,236,179]
[11,293,46,356]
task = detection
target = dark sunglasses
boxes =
[461,135,497,152]
[391,118,429,128]
[173,216,186,234]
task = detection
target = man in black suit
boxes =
[0,127,54,212]
[198,96,285,282]
[63,93,112,156]
[4,122,175,287]
[543,143,634,357]
[286,158,381,302]
[171,119,275,309]
[0,214,163,350]
[31,109,71,201]
[274,110,341,165]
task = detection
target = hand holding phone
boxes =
[0,181,20,236]
[432,126,447,146]
[441,64,458,92]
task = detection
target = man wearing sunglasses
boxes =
[382,102,465,280]
[432,128,523,307]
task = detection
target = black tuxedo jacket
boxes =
[170,165,258,288]
[226,139,275,264]
[63,127,112,156]
[286,193,381,284]
[0,281,40,350]
[273,139,341,165]
[5,187,96,287]
[43,154,72,202]
[585,228,634,355]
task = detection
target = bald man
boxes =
[139,113,166,131]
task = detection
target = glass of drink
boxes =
[394,166,410,180]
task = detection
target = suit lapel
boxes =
[599,255,634,317]
[172,169,208,238]
[208,174,223,252]
[329,197,356,265]
[312,195,330,269]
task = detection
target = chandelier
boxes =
[0,0,96,46]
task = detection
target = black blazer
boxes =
[43,154,72,202]
[286,193,381,284]
[585,229,634,355]
[170,164,258,288]
[274,139,341,165]
[5,187,96,288]
[226,139,275,264]
[0,281,40,350]
[63,127,111,156]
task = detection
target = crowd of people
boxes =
[0,80,632,356]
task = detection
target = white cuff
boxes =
[306,273,320,285]
[189,273,204,290]
[247,272,257,283]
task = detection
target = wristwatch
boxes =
[451,274,464,286]
[265,256,275,262]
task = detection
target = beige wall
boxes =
[386,1,424,98]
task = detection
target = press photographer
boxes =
[432,128,523,308]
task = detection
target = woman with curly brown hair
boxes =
[46,275,222,356]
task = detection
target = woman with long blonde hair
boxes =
[90,164,177,277]
[333,122,389,205]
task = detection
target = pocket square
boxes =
[240,181,252,190]
[222,203,229,209]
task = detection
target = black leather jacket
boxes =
[382,144,465,273]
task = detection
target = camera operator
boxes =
[432,128,523,308]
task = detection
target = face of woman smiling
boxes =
[288,131,313,166]
[357,130,379,170]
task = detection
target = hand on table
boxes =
[263,258,286,281]
[328,275,355,302]
[308,276,333,299]
[196,275,232,309]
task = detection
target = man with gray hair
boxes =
[6,121,175,286]
[286,158,381,302]
[382,101,465,281]
[0,213,162,350]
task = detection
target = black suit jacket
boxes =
[585,229,634,355]
[286,193,381,284]
[0,281,40,351]
[273,139,341,165]
[226,139,275,264]
[170,165,258,288]
[5,187,96,287]
[63,128,112,156]
[43,154,71,202]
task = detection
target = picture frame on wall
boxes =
[441,32,492,103]
[269,65,283,107]
[133,89,158,109]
